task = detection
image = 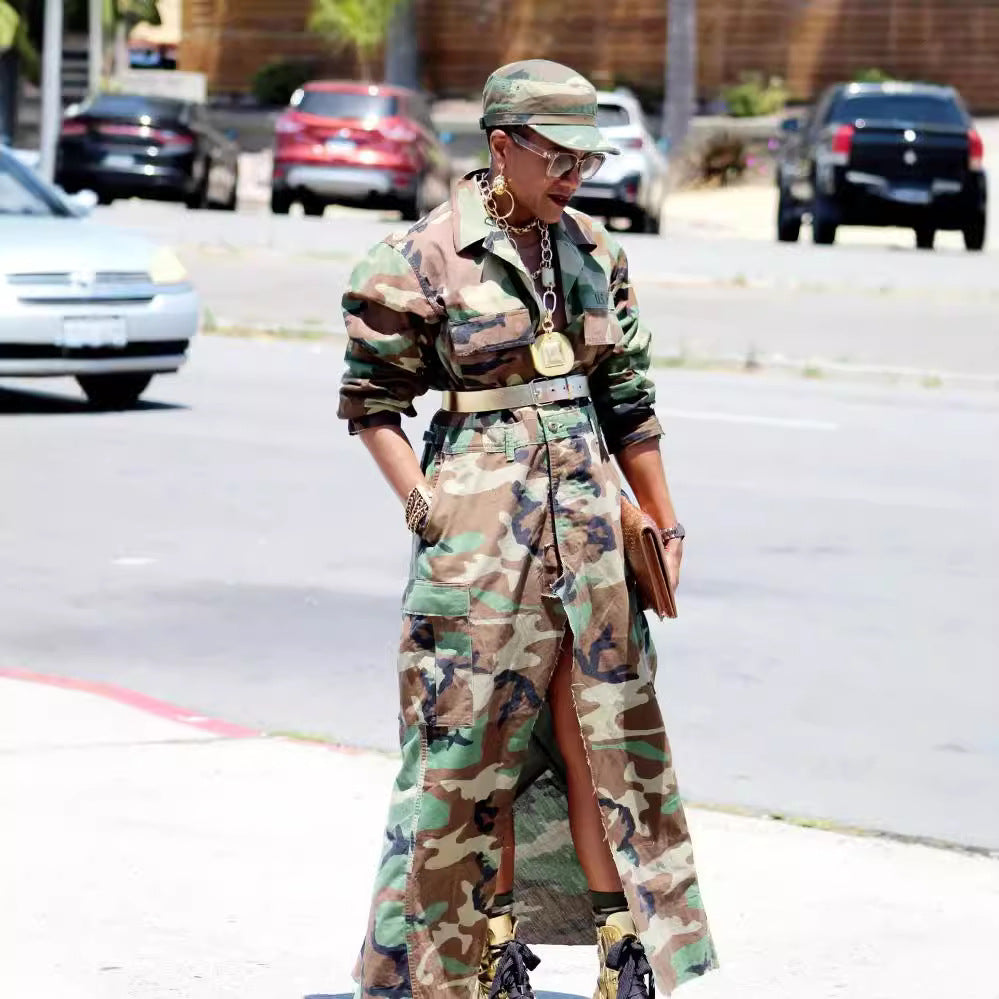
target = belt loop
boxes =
[504,428,516,462]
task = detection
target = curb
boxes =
[0,667,366,755]
[5,667,997,858]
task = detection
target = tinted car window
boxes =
[830,94,966,127]
[295,91,399,118]
[88,94,187,119]
[597,104,632,128]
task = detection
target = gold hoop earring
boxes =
[490,173,515,219]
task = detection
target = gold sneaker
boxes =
[478,913,539,999]
[593,910,653,999]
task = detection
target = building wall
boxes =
[180,0,999,112]
[180,0,356,95]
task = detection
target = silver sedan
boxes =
[0,146,199,408]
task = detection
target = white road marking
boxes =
[658,408,839,431]
[112,556,156,566]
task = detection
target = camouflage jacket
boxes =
[338,171,663,455]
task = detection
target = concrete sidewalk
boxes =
[2,673,997,999]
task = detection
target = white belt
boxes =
[440,375,590,413]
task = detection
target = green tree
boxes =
[106,0,162,76]
[0,0,39,80]
[308,0,404,81]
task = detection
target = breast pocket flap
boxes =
[449,308,534,357]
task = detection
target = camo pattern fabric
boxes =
[479,59,618,153]
[339,172,717,998]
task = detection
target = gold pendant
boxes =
[530,330,575,377]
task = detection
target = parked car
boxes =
[270,81,452,219]
[776,81,987,250]
[0,146,198,408]
[570,90,668,233]
[56,93,240,210]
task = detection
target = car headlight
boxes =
[149,247,188,286]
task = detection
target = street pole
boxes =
[88,0,103,96]
[39,0,64,181]
[385,0,419,90]
[664,0,696,160]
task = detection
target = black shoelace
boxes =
[606,935,655,999]
[488,939,541,999]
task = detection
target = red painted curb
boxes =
[0,667,262,739]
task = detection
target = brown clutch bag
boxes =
[620,495,678,619]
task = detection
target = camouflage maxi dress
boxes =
[338,172,718,998]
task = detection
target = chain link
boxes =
[478,172,557,333]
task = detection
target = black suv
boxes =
[776,82,987,251]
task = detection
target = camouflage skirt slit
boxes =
[353,401,718,999]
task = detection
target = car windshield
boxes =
[832,94,966,127]
[87,94,186,120]
[0,153,66,217]
[597,105,633,129]
[293,91,399,119]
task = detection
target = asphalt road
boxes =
[2,336,997,850]
[99,201,999,380]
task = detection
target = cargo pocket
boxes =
[448,308,534,356]
[398,579,474,729]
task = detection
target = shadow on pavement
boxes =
[0,385,185,415]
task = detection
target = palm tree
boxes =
[0,0,38,74]
[308,0,405,81]
[105,0,161,76]
[664,0,696,158]
[0,0,39,144]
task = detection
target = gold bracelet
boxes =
[404,485,432,534]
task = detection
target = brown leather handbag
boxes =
[620,495,678,619]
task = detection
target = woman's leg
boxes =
[548,635,622,891]
[494,806,515,895]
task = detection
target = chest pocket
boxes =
[448,307,535,357]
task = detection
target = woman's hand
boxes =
[665,539,683,592]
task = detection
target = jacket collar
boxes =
[452,170,598,255]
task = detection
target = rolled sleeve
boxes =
[337,241,440,435]
[589,242,663,454]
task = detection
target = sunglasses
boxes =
[507,131,606,181]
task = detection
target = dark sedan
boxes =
[56,93,240,210]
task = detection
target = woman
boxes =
[338,60,717,999]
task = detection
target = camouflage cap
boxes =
[480,59,619,155]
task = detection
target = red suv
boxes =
[271,81,452,219]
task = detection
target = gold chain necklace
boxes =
[477,174,574,377]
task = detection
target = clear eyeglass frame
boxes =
[507,130,606,181]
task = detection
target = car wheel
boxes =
[97,191,114,206]
[185,169,209,210]
[811,197,838,245]
[915,226,936,250]
[220,170,238,212]
[302,196,325,217]
[963,212,986,252]
[400,182,422,222]
[777,187,801,242]
[270,188,291,215]
[76,373,153,410]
